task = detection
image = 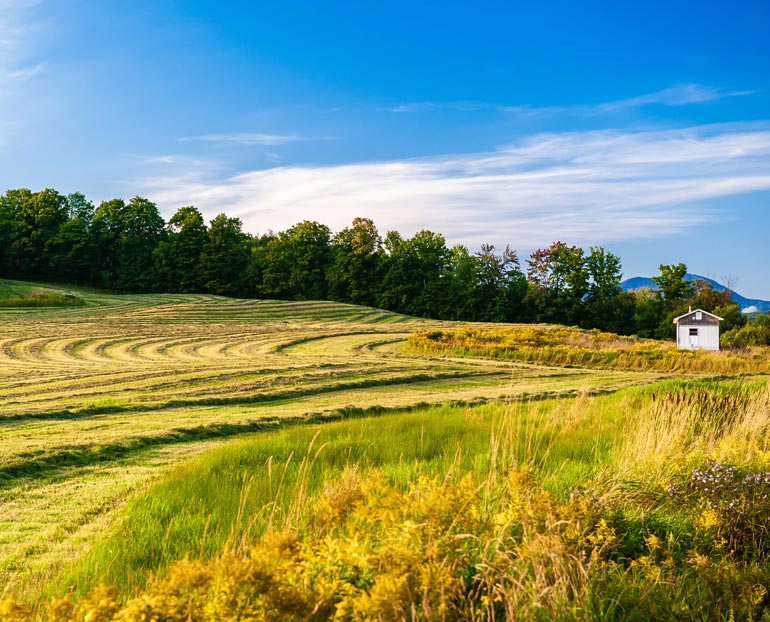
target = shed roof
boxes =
[672,308,724,324]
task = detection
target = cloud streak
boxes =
[179,132,340,146]
[0,0,48,147]
[180,132,305,146]
[0,1,44,88]
[139,123,770,250]
[392,83,754,117]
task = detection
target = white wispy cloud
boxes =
[0,1,45,87]
[605,83,753,108]
[0,0,47,146]
[393,83,754,116]
[179,132,339,146]
[390,101,493,113]
[139,122,770,250]
[180,132,303,146]
[5,61,44,81]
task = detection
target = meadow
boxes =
[0,280,768,620]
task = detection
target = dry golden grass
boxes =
[409,324,770,373]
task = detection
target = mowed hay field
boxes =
[0,282,672,597]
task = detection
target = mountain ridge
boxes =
[620,274,770,314]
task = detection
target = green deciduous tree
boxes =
[652,263,695,307]
[474,244,527,322]
[525,241,587,325]
[446,245,478,320]
[200,214,252,297]
[714,303,747,333]
[115,196,165,291]
[154,206,208,293]
[260,221,332,300]
[378,230,450,318]
[722,313,770,348]
[91,198,127,288]
[0,188,69,280]
[48,193,96,284]
[327,217,382,306]
[583,246,632,333]
[651,263,697,339]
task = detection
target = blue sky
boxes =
[2,0,770,298]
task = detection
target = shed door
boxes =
[688,327,699,349]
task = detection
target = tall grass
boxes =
[53,395,626,600]
[410,325,770,373]
[12,379,770,621]
[0,283,658,595]
[615,379,770,482]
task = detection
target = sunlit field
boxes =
[1,281,768,621]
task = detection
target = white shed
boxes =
[673,308,723,351]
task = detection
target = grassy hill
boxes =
[1,282,769,620]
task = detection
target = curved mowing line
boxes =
[0,401,470,487]
[0,369,504,425]
[273,330,406,354]
[0,379,639,490]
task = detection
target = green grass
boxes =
[52,395,622,598]
[0,279,85,307]
[28,378,770,622]
[2,280,768,617]
[57,377,770,599]
[0,281,678,598]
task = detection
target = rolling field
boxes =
[0,282,673,598]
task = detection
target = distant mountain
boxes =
[620,273,770,314]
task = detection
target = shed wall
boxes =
[676,324,720,350]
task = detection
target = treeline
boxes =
[0,188,751,339]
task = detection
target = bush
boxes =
[0,293,85,307]
[722,314,770,348]
[668,460,770,559]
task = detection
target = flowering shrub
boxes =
[3,463,770,621]
[668,460,770,558]
[0,469,621,622]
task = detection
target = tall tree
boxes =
[526,241,587,325]
[378,230,449,317]
[200,214,252,297]
[446,245,477,320]
[650,263,696,339]
[91,198,127,288]
[49,192,96,284]
[691,280,732,312]
[583,246,631,332]
[328,217,382,306]
[0,189,23,276]
[585,246,622,300]
[260,221,332,300]
[474,244,527,322]
[651,263,695,307]
[115,196,165,291]
[0,188,69,280]
[154,206,208,293]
